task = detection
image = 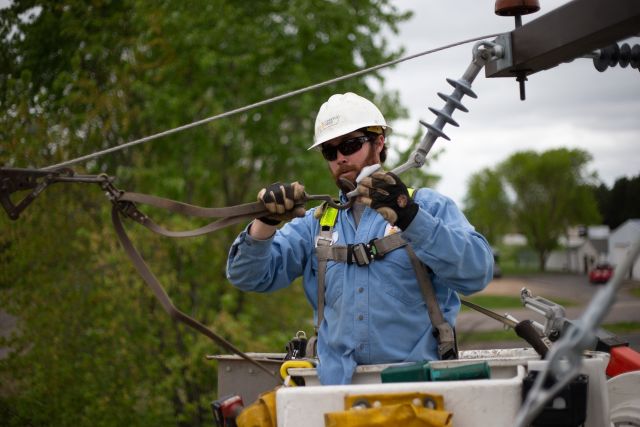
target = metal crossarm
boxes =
[486,0,640,78]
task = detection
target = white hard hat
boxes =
[309,92,391,150]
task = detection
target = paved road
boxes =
[457,273,640,352]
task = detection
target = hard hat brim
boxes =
[308,125,392,151]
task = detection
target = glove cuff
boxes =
[256,216,281,226]
[395,203,419,230]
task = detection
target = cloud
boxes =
[381,1,640,207]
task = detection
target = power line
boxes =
[42,33,502,171]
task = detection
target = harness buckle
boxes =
[367,238,384,260]
[347,239,382,266]
[314,234,333,247]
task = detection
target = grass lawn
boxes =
[603,321,640,334]
[458,321,640,344]
[458,328,515,344]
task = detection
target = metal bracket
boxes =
[520,288,567,340]
[0,167,113,220]
[485,33,514,78]
[1,168,58,220]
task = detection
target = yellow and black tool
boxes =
[279,360,315,387]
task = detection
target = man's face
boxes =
[322,130,384,190]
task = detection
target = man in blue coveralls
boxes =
[226,92,494,385]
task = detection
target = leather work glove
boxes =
[356,171,418,230]
[257,182,306,225]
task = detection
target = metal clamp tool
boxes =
[520,288,569,342]
[460,298,550,357]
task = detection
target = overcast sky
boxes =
[2,1,638,209]
[379,1,640,207]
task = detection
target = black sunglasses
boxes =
[321,135,372,161]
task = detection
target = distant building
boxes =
[503,224,640,279]
[546,226,610,273]
[609,219,640,280]
[502,233,527,246]
[546,238,609,273]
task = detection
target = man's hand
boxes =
[257,182,306,225]
[356,171,418,230]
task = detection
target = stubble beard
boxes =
[333,145,380,193]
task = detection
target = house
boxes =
[502,233,527,246]
[545,237,609,272]
[609,219,640,280]
[545,225,610,273]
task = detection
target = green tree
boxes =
[498,148,601,270]
[594,174,640,230]
[0,1,410,425]
[463,168,510,245]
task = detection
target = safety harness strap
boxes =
[314,193,458,360]
[404,245,458,360]
[314,223,333,333]
[316,233,406,265]
[316,254,328,333]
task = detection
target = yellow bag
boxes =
[237,359,315,426]
[236,389,278,427]
[324,392,452,427]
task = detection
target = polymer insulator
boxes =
[593,42,640,72]
[631,45,640,70]
[418,77,474,146]
[607,44,620,67]
[391,39,497,176]
[419,120,450,141]
[618,43,631,68]
[428,107,460,127]
[437,92,469,113]
[446,78,478,98]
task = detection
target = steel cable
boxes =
[42,33,502,171]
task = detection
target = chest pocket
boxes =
[379,249,425,307]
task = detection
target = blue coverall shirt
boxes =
[226,188,493,385]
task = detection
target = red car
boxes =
[589,264,614,284]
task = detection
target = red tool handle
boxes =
[606,346,640,377]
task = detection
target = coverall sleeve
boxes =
[226,210,316,293]
[401,188,494,295]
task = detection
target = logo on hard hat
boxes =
[317,115,340,132]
